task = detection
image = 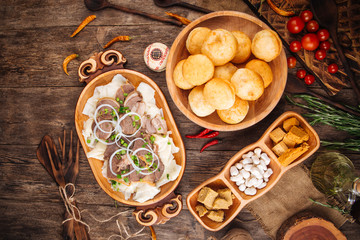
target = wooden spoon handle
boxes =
[108,3,182,26]
[177,2,212,13]
[308,91,360,117]
[329,29,360,104]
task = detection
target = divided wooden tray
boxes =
[186,111,320,231]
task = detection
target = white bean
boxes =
[242,151,254,159]
[256,164,265,175]
[254,147,262,157]
[244,164,252,171]
[264,177,269,182]
[235,162,243,170]
[250,166,262,179]
[236,178,245,185]
[230,174,243,182]
[242,157,253,165]
[260,152,271,165]
[257,182,267,189]
[245,187,257,195]
[239,184,246,192]
[264,168,273,179]
[230,166,239,176]
[251,155,260,165]
[240,169,250,179]
[254,178,264,188]
[260,160,267,170]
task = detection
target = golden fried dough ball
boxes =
[245,59,273,88]
[214,62,238,82]
[186,27,211,55]
[201,29,237,66]
[173,59,195,90]
[217,97,249,124]
[251,29,282,62]
[183,54,214,86]
[188,85,215,117]
[231,68,264,101]
[203,78,236,110]
[231,31,252,64]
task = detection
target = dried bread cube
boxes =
[207,210,225,222]
[195,205,208,217]
[278,143,310,166]
[283,117,299,132]
[269,127,286,144]
[217,188,234,206]
[197,187,218,207]
[213,198,231,210]
[283,134,297,148]
[272,141,289,156]
[284,126,309,146]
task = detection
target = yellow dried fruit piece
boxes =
[269,127,286,144]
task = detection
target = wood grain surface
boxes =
[1,0,360,239]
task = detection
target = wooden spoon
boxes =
[286,75,360,117]
[310,0,360,104]
[84,0,182,26]
[153,0,212,13]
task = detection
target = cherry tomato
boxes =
[290,40,302,52]
[306,20,319,32]
[304,75,315,85]
[287,16,305,34]
[297,69,306,79]
[319,41,331,51]
[301,33,320,51]
[317,29,330,41]
[328,63,339,74]
[315,49,326,60]
[287,57,296,68]
[300,10,313,22]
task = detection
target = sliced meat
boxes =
[95,122,113,140]
[104,144,120,161]
[131,101,146,117]
[115,84,135,102]
[124,91,142,110]
[120,115,137,135]
[153,158,164,182]
[106,155,130,179]
[96,98,120,121]
[144,116,156,134]
[151,115,167,134]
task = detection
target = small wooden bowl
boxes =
[166,11,287,131]
[75,50,186,226]
[186,111,320,231]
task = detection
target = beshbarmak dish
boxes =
[81,74,182,203]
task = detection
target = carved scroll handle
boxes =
[133,193,183,226]
[78,49,127,84]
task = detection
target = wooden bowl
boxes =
[166,11,287,131]
[186,111,320,231]
[74,50,186,226]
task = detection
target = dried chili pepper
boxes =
[186,128,213,138]
[62,53,79,75]
[70,15,96,37]
[149,226,157,240]
[186,130,219,139]
[266,0,295,17]
[103,35,132,49]
[200,139,221,153]
[165,12,191,25]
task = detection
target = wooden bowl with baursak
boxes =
[166,11,287,131]
[74,50,185,226]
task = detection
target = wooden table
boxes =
[1,0,359,239]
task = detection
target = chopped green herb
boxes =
[132,121,136,127]
[136,124,140,129]
[142,144,146,148]
[124,177,129,183]
[110,180,117,186]
[139,178,143,182]
[167,174,170,180]
[105,140,109,143]
[87,139,91,143]
[123,142,128,147]
[150,135,155,144]
[161,117,164,120]
[124,93,128,97]
[167,141,171,145]
[117,174,122,179]
[120,139,125,144]
[125,110,130,113]
[116,97,120,102]
[119,100,124,104]
[158,127,161,130]
[111,110,116,117]
[120,150,126,155]
[110,135,116,141]
[141,132,144,135]
[95,139,99,143]
[104,108,109,114]
[134,115,140,121]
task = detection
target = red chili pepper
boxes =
[185,128,213,138]
[186,131,219,139]
[200,139,221,153]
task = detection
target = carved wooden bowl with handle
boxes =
[74,50,185,226]
[186,111,320,231]
[166,11,288,131]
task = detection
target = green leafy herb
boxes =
[167,141,171,145]
[158,127,161,130]
[104,108,109,114]
[150,135,155,144]
[110,180,117,186]
[117,174,122,179]
[134,115,140,121]
[167,174,170,180]
[124,177,129,183]
[119,100,124,104]
[124,93,128,97]
[116,97,120,102]
[87,139,91,143]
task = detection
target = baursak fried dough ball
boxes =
[213,62,238,82]
[231,31,252,64]
[203,78,236,110]
[182,54,214,86]
[251,29,282,62]
[231,68,264,101]
[186,27,211,55]
[245,59,273,88]
[188,85,215,117]
[173,59,195,90]
[201,29,237,66]
[217,96,249,124]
